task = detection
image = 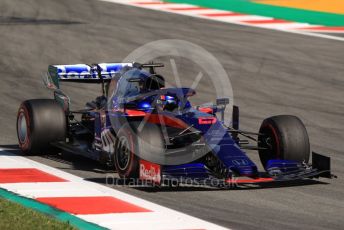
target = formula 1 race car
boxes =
[16,62,334,186]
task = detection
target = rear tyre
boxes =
[258,115,310,169]
[17,99,66,155]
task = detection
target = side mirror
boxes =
[216,97,230,106]
[216,98,230,123]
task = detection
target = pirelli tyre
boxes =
[258,115,310,169]
[17,99,66,155]
[114,125,138,178]
[114,122,165,179]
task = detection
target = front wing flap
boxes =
[226,152,335,185]
[137,152,335,187]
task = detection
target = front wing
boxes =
[138,152,335,187]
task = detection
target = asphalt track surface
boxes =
[1,0,344,229]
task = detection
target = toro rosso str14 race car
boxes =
[16,62,334,187]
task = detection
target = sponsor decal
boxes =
[53,63,133,80]
[232,159,249,166]
[198,117,217,124]
[139,160,161,184]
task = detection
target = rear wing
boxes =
[47,63,133,88]
[44,62,164,111]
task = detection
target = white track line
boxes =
[0,150,228,230]
[256,23,313,30]
[99,0,344,42]
[1,182,106,198]
[211,15,273,22]
[79,212,217,230]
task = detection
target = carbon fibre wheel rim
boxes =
[17,112,28,144]
[117,136,131,170]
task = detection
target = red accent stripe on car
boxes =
[147,114,189,129]
[226,177,274,184]
[0,168,67,183]
[36,196,152,215]
[125,109,147,117]
[198,107,213,114]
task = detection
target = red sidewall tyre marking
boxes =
[17,105,31,151]
[266,123,281,158]
[116,128,138,178]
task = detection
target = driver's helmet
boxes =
[161,95,178,111]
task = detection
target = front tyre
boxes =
[114,125,139,178]
[258,115,310,169]
[17,99,66,155]
[114,123,165,179]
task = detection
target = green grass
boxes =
[0,198,77,230]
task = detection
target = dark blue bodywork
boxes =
[47,62,333,184]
